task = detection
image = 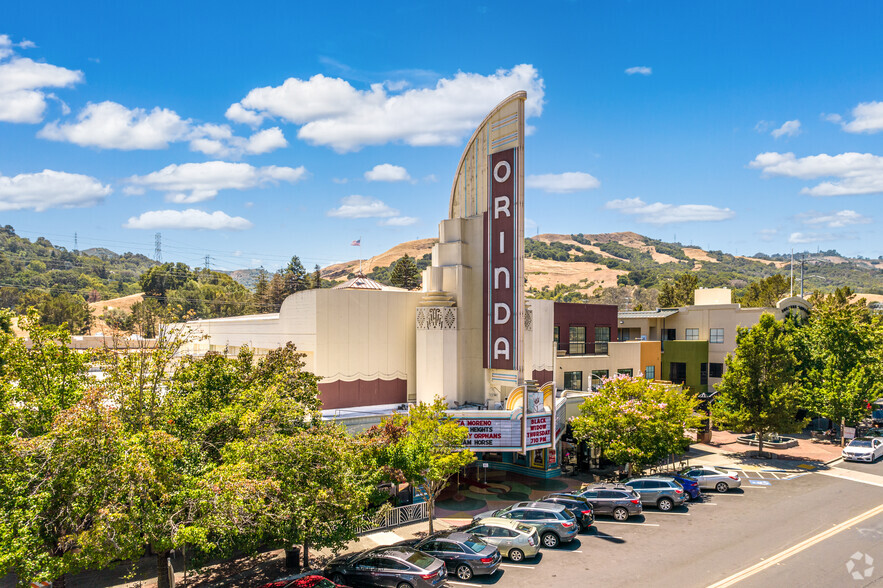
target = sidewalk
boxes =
[687,430,844,472]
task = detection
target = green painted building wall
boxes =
[661,340,709,395]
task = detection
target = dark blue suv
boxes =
[654,472,701,501]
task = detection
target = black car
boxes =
[399,530,501,581]
[324,546,447,588]
[540,493,594,530]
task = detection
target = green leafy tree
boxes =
[795,288,883,440]
[0,309,92,436]
[571,376,700,473]
[389,255,422,290]
[712,313,806,455]
[658,273,699,307]
[139,262,192,300]
[739,274,790,308]
[373,398,474,533]
[268,271,287,310]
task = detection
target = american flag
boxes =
[351,239,361,246]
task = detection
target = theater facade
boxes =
[185,92,579,476]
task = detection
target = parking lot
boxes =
[441,459,883,587]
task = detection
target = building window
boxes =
[669,362,687,385]
[685,328,699,341]
[594,326,610,354]
[662,328,677,341]
[590,370,608,389]
[617,369,633,377]
[700,363,708,386]
[569,326,586,355]
[564,371,583,391]
[554,326,560,349]
[710,328,724,344]
[645,365,655,380]
[709,363,724,378]
[618,328,631,342]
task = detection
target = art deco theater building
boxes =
[185,92,568,475]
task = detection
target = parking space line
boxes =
[448,582,483,587]
[693,502,717,505]
[595,521,660,526]
[500,564,535,569]
[643,511,690,516]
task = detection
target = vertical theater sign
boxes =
[487,147,519,371]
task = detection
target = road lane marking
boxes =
[706,502,883,588]
[818,467,883,488]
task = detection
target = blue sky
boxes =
[1,1,881,272]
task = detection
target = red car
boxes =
[260,574,349,588]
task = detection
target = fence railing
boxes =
[356,502,429,534]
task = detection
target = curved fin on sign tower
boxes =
[448,91,526,220]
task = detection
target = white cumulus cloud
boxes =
[841,101,883,134]
[124,209,253,230]
[0,169,110,211]
[749,151,883,196]
[41,101,288,156]
[771,119,801,138]
[0,42,83,123]
[526,172,600,193]
[798,209,872,228]
[365,163,411,182]
[625,66,652,76]
[227,64,545,152]
[127,161,308,203]
[788,231,837,244]
[605,197,735,224]
[380,216,418,226]
[225,102,265,127]
[40,101,190,149]
[327,195,398,218]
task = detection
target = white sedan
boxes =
[680,466,742,493]
[842,438,883,462]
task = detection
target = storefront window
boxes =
[564,371,583,391]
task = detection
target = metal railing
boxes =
[357,502,429,534]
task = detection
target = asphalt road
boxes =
[447,458,883,588]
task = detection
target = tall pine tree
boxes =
[389,255,421,290]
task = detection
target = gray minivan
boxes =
[473,501,578,548]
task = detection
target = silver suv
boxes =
[624,477,687,511]
[574,484,643,521]
[473,501,579,548]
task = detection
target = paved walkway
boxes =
[688,430,843,472]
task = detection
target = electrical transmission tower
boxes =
[74,232,78,252]
[204,255,211,270]
[154,232,162,262]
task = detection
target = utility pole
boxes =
[154,232,162,263]
[800,252,805,298]
[790,249,793,297]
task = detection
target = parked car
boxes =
[473,501,579,548]
[572,485,643,521]
[399,531,501,581]
[324,546,446,588]
[843,437,883,462]
[651,472,702,501]
[679,466,742,493]
[261,575,349,588]
[623,477,686,511]
[872,409,883,427]
[461,517,540,562]
[539,493,595,530]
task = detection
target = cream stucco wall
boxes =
[555,341,660,390]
